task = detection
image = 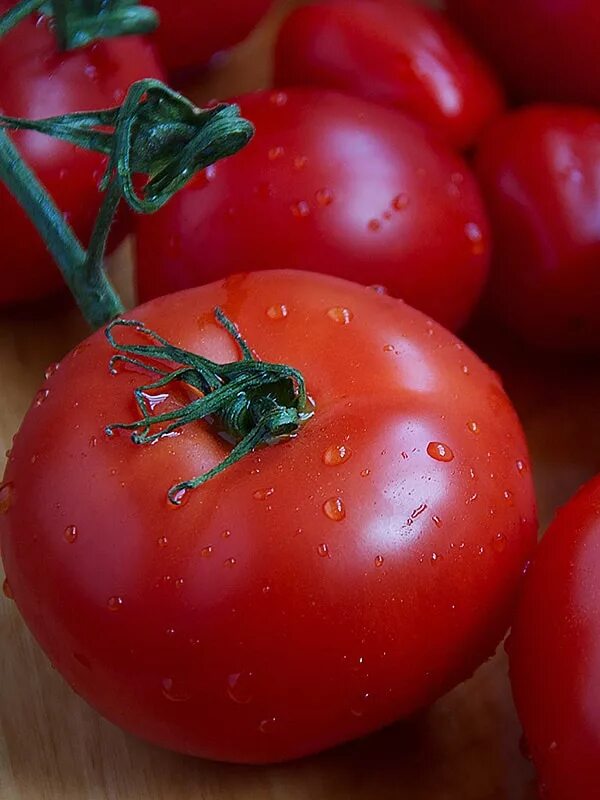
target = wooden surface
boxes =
[2,3,600,798]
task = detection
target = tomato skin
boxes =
[0,2,165,306]
[148,0,273,76]
[446,0,600,106]
[474,105,600,352]
[1,270,536,763]
[136,89,490,332]
[509,475,600,799]
[274,0,504,151]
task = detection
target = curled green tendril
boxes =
[104,309,314,504]
[0,79,254,214]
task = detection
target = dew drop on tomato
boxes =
[64,525,78,544]
[323,497,346,521]
[374,555,384,568]
[0,481,14,514]
[107,596,124,611]
[266,304,288,320]
[317,543,330,558]
[326,307,353,324]
[426,442,454,462]
[34,389,49,407]
[322,445,352,466]
[227,671,255,704]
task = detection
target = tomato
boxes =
[274,0,503,151]
[136,89,491,332]
[1,270,536,763]
[148,0,273,77]
[509,475,600,799]
[0,1,165,306]
[474,105,600,352]
[445,0,600,106]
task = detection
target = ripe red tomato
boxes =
[148,0,273,76]
[509,475,600,799]
[1,270,536,763]
[0,1,164,307]
[274,0,504,151]
[474,105,600,352]
[136,89,491,332]
[445,0,600,106]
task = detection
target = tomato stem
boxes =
[0,79,254,328]
[0,0,158,49]
[105,308,315,503]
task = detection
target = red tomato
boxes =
[474,105,600,352]
[136,89,491,332]
[509,475,600,799]
[149,0,273,76]
[1,271,536,763]
[446,0,600,106]
[0,2,164,306]
[274,0,503,151]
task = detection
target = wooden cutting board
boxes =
[1,3,599,797]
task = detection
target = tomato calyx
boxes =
[104,307,314,504]
[1,1,158,50]
[0,77,253,328]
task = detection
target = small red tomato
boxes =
[510,475,600,799]
[136,89,491,332]
[274,0,503,151]
[446,0,600,106]
[474,105,600,352]
[0,2,164,306]
[1,270,536,763]
[148,0,273,76]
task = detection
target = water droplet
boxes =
[227,671,254,704]
[323,444,352,466]
[315,187,334,206]
[516,459,527,476]
[2,578,14,599]
[44,362,59,379]
[360,468,371,477]
[107,596,123,611]
[291,200,310,218]
[200,546,213,558]
[64,525,78,544]
[269,91,288,106]
[327,307,353,324]
[374,555,384,568]
[0,482,14,514]
[431,552,442,564]
[175,578,184,589]
[466,421,480,434]
[462,364,470,375]
[477,545,485,556]
[205,164,217,182]
[268,146,285,161]
[368,218,381,232]
[221,529,231,539]
[254,487,274,501]
[464,222,485,255]
[161,677,192,702]
[392,193,409,211]
[156,535,168,548]
[412,503,427,519]
[294,155,308,170]
[432,515,442,528]
[266,303,288,320]
[383,344,395,353]
[84,64,98,80]
[492,532,507,553]
[224,557,237,567]
[317,543,330,558]
[259,717,277,734]
[323,497,346,521]
[170,487,189,506]
[427,442,454,462]
[34,389,49,407]
[350,691,371,717]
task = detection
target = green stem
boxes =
[0,0,44,38]
[0,130,123,326]
[49,0,159,51]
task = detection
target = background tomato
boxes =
[445,0,600,106]
[474,105,600,352]
[1,270,537,763]
[136,89,491,332]
[274,0,503,151]
[0,2,164,306]
[149,0,273,77]
[509,475,600,799]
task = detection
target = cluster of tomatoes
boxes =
[1,1,599,797]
